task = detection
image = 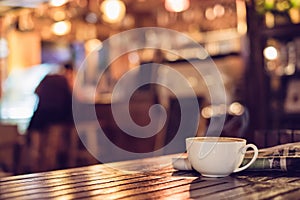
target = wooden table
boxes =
[1,154,300,200]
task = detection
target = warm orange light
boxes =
[85,39,102,53]
[51,20,71,36]
[228,102,244,116]
[49,0,68,7]
[164,0,190,13]
[100,0,126,23]
[263,46,278,60]
[53,10,66,21]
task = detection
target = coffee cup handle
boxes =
[233,144,258,173]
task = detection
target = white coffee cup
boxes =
[186,137,258,177]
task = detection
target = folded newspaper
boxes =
[243,142,300,172]
[172,142,300,172]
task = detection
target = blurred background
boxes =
[1,0,300,176]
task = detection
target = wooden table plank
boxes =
[1,154,300,200]
[1,170,179,199]
[272,188,300,200]
[122,178,230,200]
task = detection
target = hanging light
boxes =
[85,39,103,53]
[52,10,67,21]
[164,0,190,13]
[263,46,278,60]
[49,0,68,7]
[51,20,71,36]
[100,0,126,23]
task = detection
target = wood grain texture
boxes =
[1,154,300,200]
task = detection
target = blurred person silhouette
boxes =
[26,62,75,172]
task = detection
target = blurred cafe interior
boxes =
[1,0,300,176]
